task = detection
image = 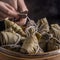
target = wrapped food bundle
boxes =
[20,27,44,54]
[4,19,26,36]
[47,37,60,51]
[0,17,60,55]
[0,31,21,45]
[37,18,49,35]
[51,24,60,40]
[47,24,60,51]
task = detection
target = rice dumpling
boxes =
[37,18,49,35]
[0,31,21,45]
[4,19,26,36]
[20,27,44,54]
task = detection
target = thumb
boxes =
[17,0,28,12]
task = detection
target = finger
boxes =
[0,3,18,17]
[0,0,17,10]
[5,3,19,18]
[8,0,17,10]
[5,3,16,11]
[16,18,27,26]
[17,0,28,12]
[0,11,8,18]
[0,11,14,20]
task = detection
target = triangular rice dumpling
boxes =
[37,18,49,35]
[20,27,44,54]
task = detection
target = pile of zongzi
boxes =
[0,17,60,55]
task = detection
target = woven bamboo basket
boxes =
[0,47,60,60]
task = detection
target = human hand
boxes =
[0,0,28,25]
[16,0,28,25]
[0,0,18,20]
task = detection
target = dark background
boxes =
[25,0,60,24]
[0,0,60,31]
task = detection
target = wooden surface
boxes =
[0,47,60,60]
[0,53,60,60]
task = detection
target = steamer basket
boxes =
[0,47,60,60]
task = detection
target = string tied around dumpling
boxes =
[25,26,38,37]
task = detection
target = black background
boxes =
[0,0,60,31]
[25,0,60,24]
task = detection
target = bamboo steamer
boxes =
[0,47,60,60]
